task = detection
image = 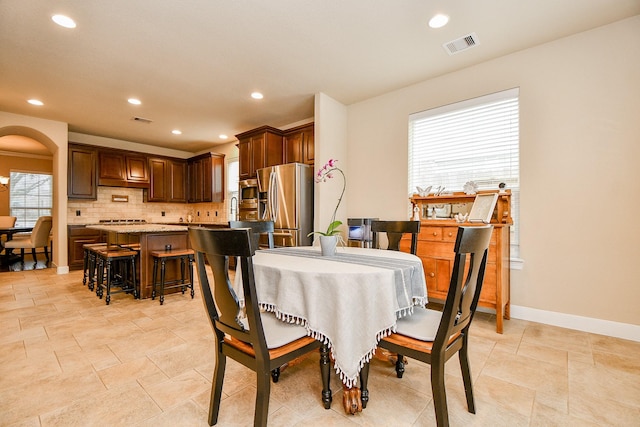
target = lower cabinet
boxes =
[402,223,510,333]
[68,225,105,270]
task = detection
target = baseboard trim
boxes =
[510,305,640,343]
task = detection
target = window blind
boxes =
[9,172,53,227]
[408,88,520,251]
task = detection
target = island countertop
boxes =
[86,223,189,233]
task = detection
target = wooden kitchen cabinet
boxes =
[188,152,225,203]
[284,123,314,165]
[98,150,149,188]
[67,225,105,270]
[236,126,283,179]
[405,190,512,333]
[68,143,98,200]
[146,157,187,203]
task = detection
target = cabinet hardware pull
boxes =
[432,232,437,236]
[429,272,435,277]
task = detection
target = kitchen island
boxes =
[87,223,189,299]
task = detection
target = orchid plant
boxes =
[308,158,345,237]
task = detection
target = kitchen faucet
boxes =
[230,196,238,220]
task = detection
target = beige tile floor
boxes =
[1,268,639,426]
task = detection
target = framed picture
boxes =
[468,193,498,223]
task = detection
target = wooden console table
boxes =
[407,190,512,333]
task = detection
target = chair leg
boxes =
[254,371,271,426]
[32,248,37,264]
[395,353,405,378]
[360,362,370,408]
[209,350,227,426]
[459,338,476,413]
[44,246,49,263]
[431,358,450,427]
[270,368,280,383]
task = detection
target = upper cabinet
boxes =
[68,143,98,200]
[98,150,149,188]
[146,157,188,203]
[236,126,284,180]
[67,144,224,204]
[188,152,225,203]
[284,123,314,165]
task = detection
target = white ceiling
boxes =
[1,0,639,156]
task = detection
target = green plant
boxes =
[308,158,345,237]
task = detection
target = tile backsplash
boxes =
[67,187,228,224]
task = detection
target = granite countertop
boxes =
[86,223,189,233]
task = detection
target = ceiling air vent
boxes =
[443,32,479,55]
[132,116,153,124]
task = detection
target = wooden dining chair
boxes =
[229,220,275,250]
[188,227,327,426]
[371,220,421,376]
[371,225,493,427]
[371,220,420,255]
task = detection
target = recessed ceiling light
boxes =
[429,14,449,29]
[171,129,182,135]
[251,92,264,100]
[27,99,44,106]
[219,134,228,140]
[52,14,76,29]
[128,98,142,105]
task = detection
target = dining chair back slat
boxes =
[371,220,420,255]
[229,220,275,251]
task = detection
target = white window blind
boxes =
[408,88,520,252]
[9,171,53,227]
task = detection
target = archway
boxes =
[0,120,68,273]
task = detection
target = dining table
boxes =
[235,245,427,414]
[0,226,34,265]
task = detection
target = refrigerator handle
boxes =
[270,171,278,222]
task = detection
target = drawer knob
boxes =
[429,272,435,277]
[432,232,437,236]
[448,232,453,237]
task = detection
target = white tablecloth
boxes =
[235,246,427,387]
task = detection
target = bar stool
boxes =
[83,243,107,290]
[151,248,195,305]
[95,247,138,305]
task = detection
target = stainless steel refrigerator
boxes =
[257,163,313,247]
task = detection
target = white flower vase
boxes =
[319,235,338,256]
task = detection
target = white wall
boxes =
[314,93,348,240]
[346,17,640,329]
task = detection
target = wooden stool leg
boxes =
[189,255,195,299]
[159,259,166,305]
[105,259,112,305]
[96,257,104,298]
[83,249,89,286]
[131,256,138,299]
[152,258,158,300]
[180,257,186,294]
